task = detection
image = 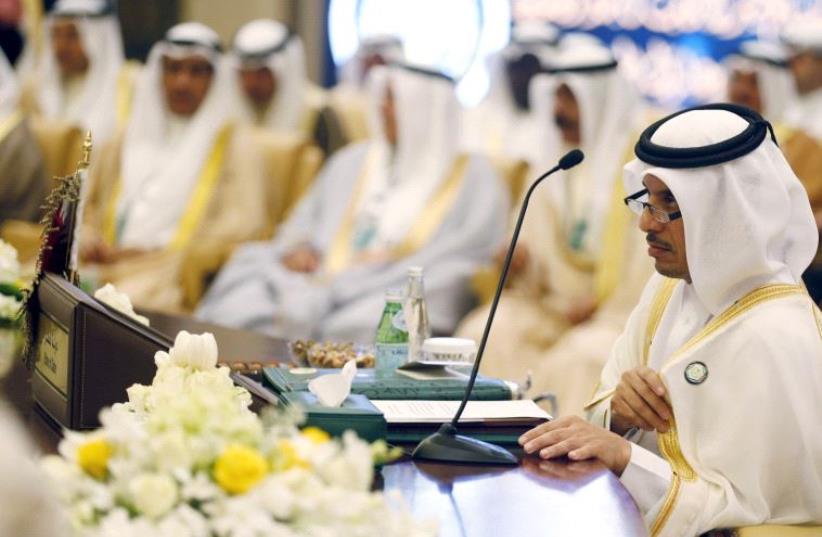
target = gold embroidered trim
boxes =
[643,278,679,365]
[583,278,678,412]
[583,386,614,412]
[0,111,23,145]
[650,474,682,537]
[103,124,232,249]
[658,420,696,481]
[168,124,232,251]
[660,284,804,374]
[115,62,139,129]
[391,155,469,259]
[649,283,805,536]
[324,152,470,275]
[812,302,822,341]
[102,180,122,246]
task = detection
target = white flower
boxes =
[94,283,150,326]
[0,239,20,284]
[315,431,374,491]
[129,472,178,519]
[167,331,218,371]
[0,293,21,321]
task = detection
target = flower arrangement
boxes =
[0,239,24,327]
[43,331,433,537]
[93,283,150,326]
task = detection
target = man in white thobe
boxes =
[780,21,822,302]
[457,35,652,414]
[518,103,822,536]
[20,0,129,145]
[81,22,269,311]
[197,64,507,343]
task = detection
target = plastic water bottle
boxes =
[375,289,409,375]
[404,266,431,363]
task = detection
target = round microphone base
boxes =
[411,423,518,465]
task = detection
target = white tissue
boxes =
[308,360,357,407]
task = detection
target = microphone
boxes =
[412,148,586,465]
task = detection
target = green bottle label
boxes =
[376,300,408,373]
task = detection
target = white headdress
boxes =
[527,33,643,254]
[781,20,822,55]
[625,104,817,314]
[460,21,558,159]
[116,22,232,250]
[351,64,460,249]
[780,20,822,139]
[232,19,307,132]
[337,34,404,88]
[724,40,797,122]
[36,0,124,142]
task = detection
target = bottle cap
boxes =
[384,288,403,301]
[407,266,424,277]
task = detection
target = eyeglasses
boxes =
[623,188,682,224]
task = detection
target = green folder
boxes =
[263,367,512,401]
[279,391,388,442]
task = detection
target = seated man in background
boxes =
[82,22,269,312]
[780,22,822,302]
[457,35,652,414]
[725,39,796,122]
[330,33,404,144]
[232,18,343,155]
[460,20,558,163]
[20,0,132,145]
[0,47,47,224]
[520,104,822,536]
[197,63,507,343]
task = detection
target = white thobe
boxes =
[587,274,822,536]
[196,141,508,343]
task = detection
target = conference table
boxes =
[1,311,648,537]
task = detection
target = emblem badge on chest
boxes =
[684,361,708,385]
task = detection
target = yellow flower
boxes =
[270,439,310,473]
[213,444,268,495]
[76,438,113,480]
[301,426,331,444]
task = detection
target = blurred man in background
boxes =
[82,22,269,311]
[232,18,343,154]
[20,0,132,145]
[461,21,558,163]
[198,64,507,343]
[781,21,822,302]
[725,39,796,122]
[0,47,47,224]
[457,34,653,415]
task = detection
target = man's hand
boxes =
[82,240,114,264]
[82,241,147,264]
[495,243,530,279]
[565,295,597,325]
[281,246,320,273]
[518,416,632,476]
[610,366,672,435]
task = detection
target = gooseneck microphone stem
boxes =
[450,163,561,426]
[412,149,584,465]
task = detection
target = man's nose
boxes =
[638,207,663,233]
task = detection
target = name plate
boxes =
[34,314,70,397]
[30,273,170,430]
